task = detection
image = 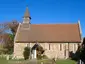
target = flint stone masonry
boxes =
[13,42,79,59]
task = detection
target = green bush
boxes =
[37,54,42,59]
[37,54,48,60]
[42,55,48,59]
[23,47,31,60]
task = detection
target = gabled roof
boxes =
[15,23,81,43]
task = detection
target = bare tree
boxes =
[0,23,9,34]
[6,20,19,35]
[0,20,19,54]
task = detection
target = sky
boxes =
[0,0,85,37]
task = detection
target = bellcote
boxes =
[23,6,31,24]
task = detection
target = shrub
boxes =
[42,55,48,59]
[37,54,42,59]
[23,47,31,60]
[37,54,48,60]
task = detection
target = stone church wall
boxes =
[13,42,79,59]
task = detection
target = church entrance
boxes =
[31,43,44,59]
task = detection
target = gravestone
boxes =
[6,55,9,60]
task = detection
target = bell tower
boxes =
[23,6,31,24]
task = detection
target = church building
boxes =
[13,7,82,59]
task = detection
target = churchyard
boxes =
[0,55,77,64]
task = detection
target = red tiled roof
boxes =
[15,23,81,43]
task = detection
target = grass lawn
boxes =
[0,57,77,64]
[56,59,77,64]
[0,57,8,64]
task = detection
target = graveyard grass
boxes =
[56,59,77,64]
[0,57,77,64]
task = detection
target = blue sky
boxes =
[0,0,85,37]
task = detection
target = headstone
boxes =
[41,62,43,64]
[6,55,9,60]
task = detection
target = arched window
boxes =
[64,45,66,57]
[60,44,62,51]
[49,43,50,50]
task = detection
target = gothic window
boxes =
[64,45,66,57]
[74,44,76,52]
[49,44,50,50]
[64,50,66,57]
[60,44,62,51]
